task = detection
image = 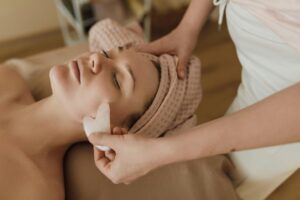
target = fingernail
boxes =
[180,71,185,78]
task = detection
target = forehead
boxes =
[114,48,159,109]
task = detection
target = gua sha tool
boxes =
[83,103,111,151]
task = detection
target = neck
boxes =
[9,96,86,157]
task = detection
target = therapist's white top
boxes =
[222,1,300,200]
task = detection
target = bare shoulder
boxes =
[0,64,34,105]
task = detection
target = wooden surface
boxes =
[267,169,300,200]
[193,21,241,124]
[0,28,64,63]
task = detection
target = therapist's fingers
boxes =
[112,127,121,135]
[120,128,128,135]
[134,38,171,55]
[177,52,189,79]
[93,147,111,171]
[113,127,127,135]
[112,127,128,135]
[89,133,121,149]
[105,149,115,161]
[94,147,108,161]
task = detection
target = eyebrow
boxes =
[124,64,136,91]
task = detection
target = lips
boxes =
[70,60,81,83]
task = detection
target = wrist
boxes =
[177,21,200,39]
[158,127,207,164]
[155,135,186,167]
[148,137,176,170]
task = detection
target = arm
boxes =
[178,0,214,37]
[88,82,300,184]
[164,82,300,165]
[136,0,213,79]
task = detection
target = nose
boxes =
[89,52,103,74]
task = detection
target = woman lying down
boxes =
[0,19,239,200]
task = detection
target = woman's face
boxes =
[50,47,159,128]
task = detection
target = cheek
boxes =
[109,102,128,127]
[76,74,121,118]
[50,66,85,121]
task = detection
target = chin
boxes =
[50,66,63,93]
[49,66,83,123]
[49,66,69,105]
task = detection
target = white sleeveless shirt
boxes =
[213,1,300,199]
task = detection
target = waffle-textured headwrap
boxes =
[89,19,202,138]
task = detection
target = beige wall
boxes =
[0,0,60,43]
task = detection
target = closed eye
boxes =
[103,50,121,92]
[113,72,121,90]
[102,50,109,58]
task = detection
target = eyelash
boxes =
[102,50,109,58]
[113,72,121,90]
[103,50,121,91]
[102,50,121,90]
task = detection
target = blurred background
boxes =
[0,0,193,62]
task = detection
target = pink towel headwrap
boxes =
[89,19,202,138]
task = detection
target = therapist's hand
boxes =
[88,128,165,184]
[135,24,198,79]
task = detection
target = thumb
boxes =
[134,39,169,55]
[88,133,120,149]
[177,54,189,79]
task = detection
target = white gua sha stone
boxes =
[83,103,111,151]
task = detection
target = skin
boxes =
[86,0,300,185]
[88,82,300,184]
[50,48,159,127]
[135,0,213,79]
[0,48,158,200]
